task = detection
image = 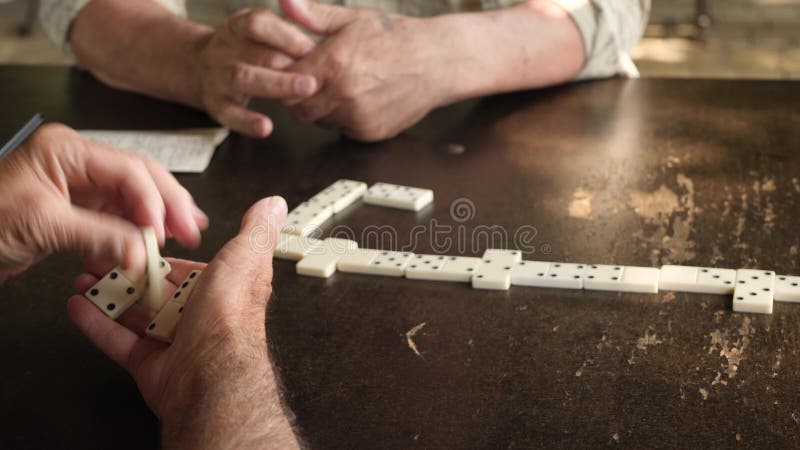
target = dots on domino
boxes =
[586,265,622,280]
[779,276,799,287]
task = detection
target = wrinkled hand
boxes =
[280,0,456,142]
[68,197,297,448]
[0,124,207,282]
[196,8,321,137]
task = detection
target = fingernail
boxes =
[194,204,209,223]
[254,118,273,137]
[266,196,288,216]
[294,75,316,97]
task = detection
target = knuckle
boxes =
[352,118,388,142]
[127,156,149,175]
[231,62,251,89]
[30,123,73,148]
[264,52,287,69]
[246,9,273,37]
[138,154,158,169]
[337,79,360,100]
[38,122,72,137]
[326,50,349,72]
[176,186,194,205]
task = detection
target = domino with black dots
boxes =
[145,301,184,343]
[170,270,202,304]
[85,269,141,320]
[472,249,521,290]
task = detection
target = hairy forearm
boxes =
[70,0,212,109]
[161,359,299,450]
[433,0,584,104]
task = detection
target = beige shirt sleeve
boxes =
[39,0,188,57]
[550,0,650,79]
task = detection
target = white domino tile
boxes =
[405,255,447,280]
[337,249,380,273]
[438,256,482,282]
[482,249,523,261]
[363,182,434,211]
[658,265,699,292]
[141,227,165,311]
[283,201,333,236]
[406,255,482,283]
[119,257,171,284]
[170,270,202,304]
[583,264,625,291]
[471,250,522,290]
[119,257,171,293]
[368,251,415,276]
[511,261,586,289]
[619,266,661,294]
[775,275,800,303]
[732,269,775,314]
[338,250,414,277]
[146,300,184,343]
[695,268,737,294]
[85,269,141,319]
[310,179,368,213]
[658,265,736,294]
[545,263,587,289]
[275,234,324,261]
[509,260,550,286]
[296,238,358,278]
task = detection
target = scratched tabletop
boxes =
[1,66,800,449]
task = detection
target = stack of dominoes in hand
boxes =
[84,227,203,343]
[276,179,800,315]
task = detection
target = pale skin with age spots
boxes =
[279,0,585,142]
[71,1,320,137]
[67,0,584,141]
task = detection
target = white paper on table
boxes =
[78,128,229,173]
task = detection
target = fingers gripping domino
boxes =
[140,227,164,311]
[83,226,171,319]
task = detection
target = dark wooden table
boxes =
[1,66,800,449]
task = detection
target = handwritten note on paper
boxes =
[79,128,229,173]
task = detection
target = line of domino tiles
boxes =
[277,180,800,315]
[282,179,434,236]
[281,241,800,315]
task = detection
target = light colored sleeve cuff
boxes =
[39,0,91,60]
[39,0,189,61]
[549,0,650,80]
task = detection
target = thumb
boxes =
[280,0,357,35]
[54,207,147,275]
[205,196,287,300]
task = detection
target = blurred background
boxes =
[0,0,798,79]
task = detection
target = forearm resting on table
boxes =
[70,0,211,109]
[436,0,584,104]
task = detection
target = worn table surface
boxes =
[1,66,800,449]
